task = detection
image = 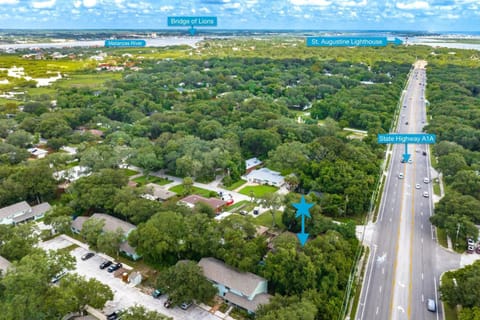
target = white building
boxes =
[53,165,90,182]
[244,168,285,187]
[0,201,51,225]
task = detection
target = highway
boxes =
[356,61,460,320]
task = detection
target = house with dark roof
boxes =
[71,213,140,261]
[198,257,271,313]
[179,195,226,214]
[0,201,51,225]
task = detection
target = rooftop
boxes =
[198,257,267,297]
[180,195,226,210]
[245,157,262,170]
[245,167,284,185]
[0,201,30,220]
[145,183,177,200]
[72,213,136,234]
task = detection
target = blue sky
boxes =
[0,0,479,31]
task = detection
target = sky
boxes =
[0,0,479,31]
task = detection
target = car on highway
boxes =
[81,252,95,260]
[398,173,404,179]
[427,299,436,312]
[422,151,427,156]
[99,260,112,269]
[415,184,420,189]
[423,191,429,198]
[424,177,429,184]
[408,159,413,164]
[107,262,122,273]
[405,121,409,125]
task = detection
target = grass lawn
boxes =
[119,168,140,177]
[350,246,368,320]
[433,180,441,196]
[437,227,448,248]
[169,184,215,198]
[225,179,247,191]
[443,303,458,320]
[228,200,256,213]
[253,210,285,229]
[238,185,278,198]
[133,175,171,186]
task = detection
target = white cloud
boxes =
[82,0,96,7]
[71,8,80,14]
[159,5,173,12]
[73,0,81,8]
[224,2,241,9]
[0,0,18,4]
[289,0,331,6]
[31,0,56,9]
[199,6,211,13]
[396,1,429,10]
[444,13,459,19]
[338,0,367,7]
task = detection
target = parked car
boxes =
[253,207,260,215]
[81,252,95,260]
[226,199,234,205]
[51,271,67,284]
[467,245,475,254]
[476,246,480,254]
[152,289,162,298]
[106,309,124,320]
[180,301,192,310]
[100,260,112,269]
[107,262,122,273]
[467,238,475,246]
[164,298,173,308]
[239,210,248,216]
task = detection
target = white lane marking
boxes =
[422,294,424,302]
[376,306,379,315]
[421,273,424,280]
[399,281,406,288]
[382,267,385,275]
[420,211,423,216]
[421,224,423,229]
[359,244,378,320]
[379,285,382,293]
[434,276,439,320]
[421,238,424,243]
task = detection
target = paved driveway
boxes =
[41,236,220,320]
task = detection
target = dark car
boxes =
[51,271,67,284]
[164,298,173,308]
[106,309,124,320]
[476,246,480,254]
[422,151,427,156]
[152,289,162,298]
[180,301,192,310]
[100,260,113,269]
[107,262,122,273]
[81,252,95,260]
[405,121,409,125]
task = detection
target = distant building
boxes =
[245,157,262,174]
[0,201,51,225]
[198,257,271,313]
[178,195,226,214]
[53,165,90,182]
[71,213,140,260]
[27,147,48,159]
[244,168,285,187]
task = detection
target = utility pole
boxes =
[456,223,461,248]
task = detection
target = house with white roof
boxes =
[243,167,285,187]
[0,201,51,225]
[27,147,48,159]
[245,157,263,174]
[53,165,90,182]
[198,257,271,313]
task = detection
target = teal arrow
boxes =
[189,26,196,36]
[292,196,313,246]
[402,143,411,162]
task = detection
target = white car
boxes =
[423,191,429,198]
[424,177,429,183]
[408,159,413,164]
[415,184,420,189]
[398,173,404,179]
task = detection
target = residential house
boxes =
[53,165,90,182]
[245,157,263,174]
[0,255,12,274]
[198,257,271,313]
[144,183,177,201]
[0,201,51,225]
[27,147,48,159]
[179,195,226,214]
[71,213,140,260]
[244,167,285,187]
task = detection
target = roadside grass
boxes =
[350,246,369,320]
[224,179,246,191]
[437,227,449,248]
[226,200,249,211]
[429,146,438,168]
[373,175,386,223]
[335,214,366,225]
[169,184,215,198]
[253,210,285,229]
[132,175,170,186]
[443,303,458,320]
[119,168,140,177]
[238,185,278,198]
[433,180,441,196]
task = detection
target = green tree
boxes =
[44,205,74,234]
[5,130,33,148]
[256,294,317,320]
[459,307,480,320]
[121,305,172,320]
[0,223,39,261]
[260,192,283,228]
[97,229,124,257]
[182,177,194,196]
[80,218,105,248]
[157,261,216,306]
[441,261,480,308]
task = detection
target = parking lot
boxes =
[39,236,220,320]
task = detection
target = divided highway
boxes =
[356,61,460,320]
